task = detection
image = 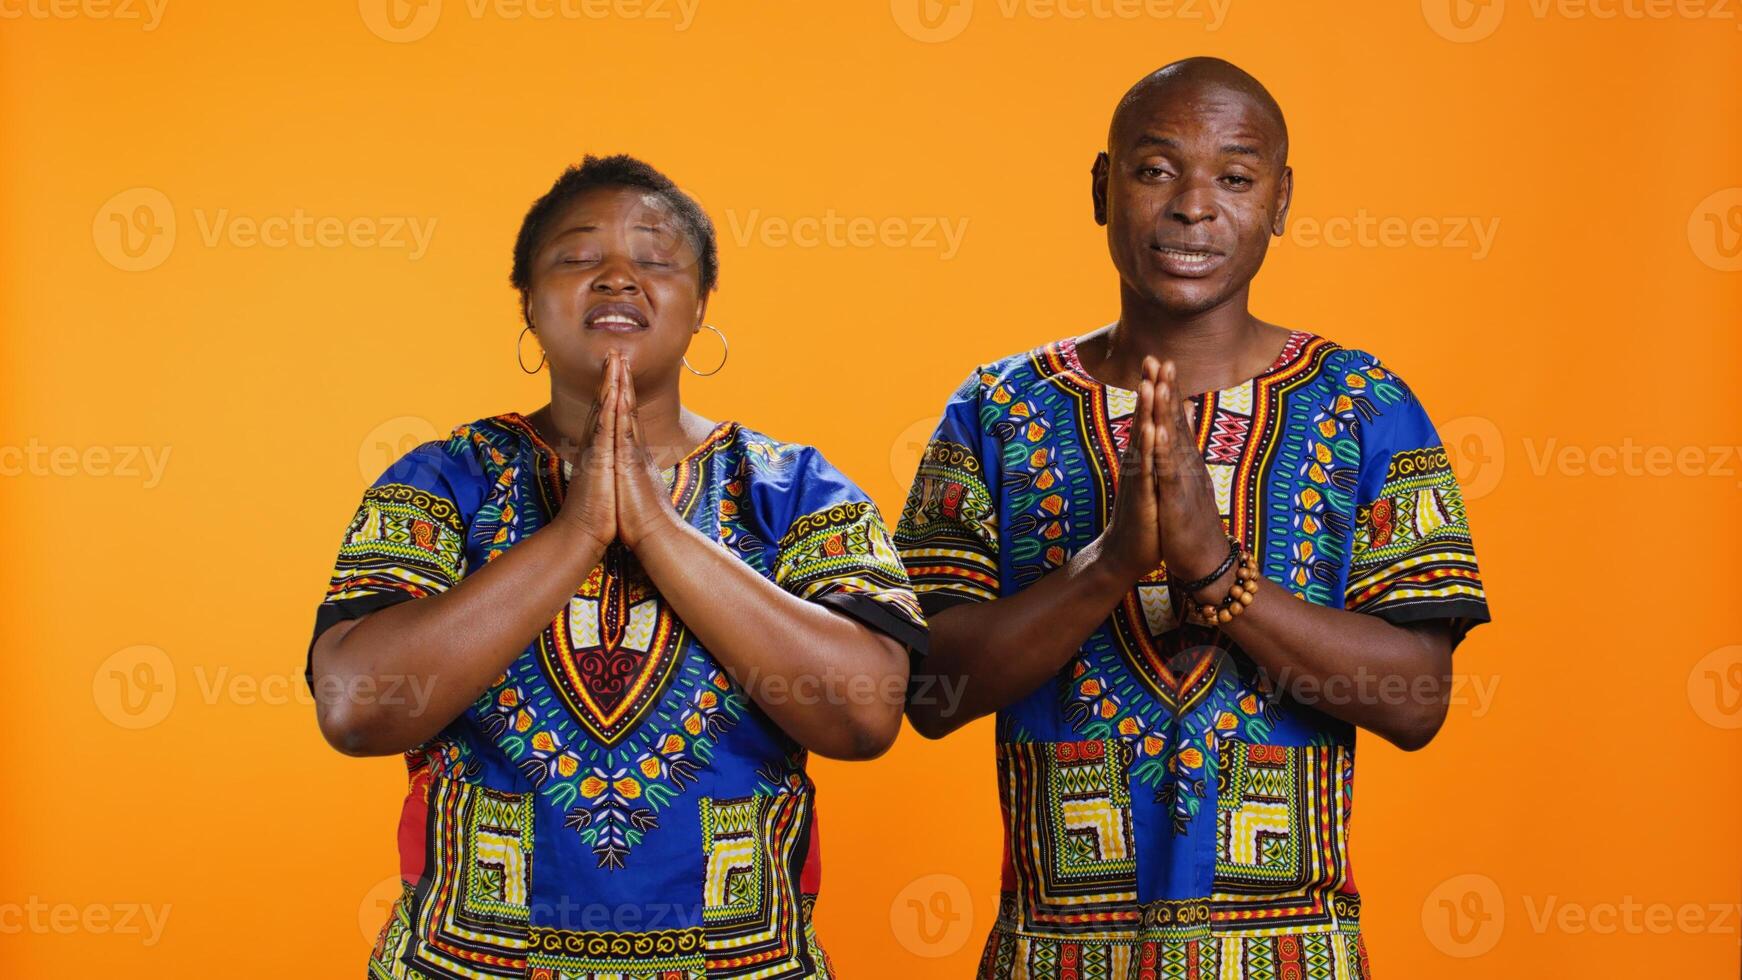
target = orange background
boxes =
[4,1,1740,976]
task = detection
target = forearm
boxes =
[1219,585,1453,750]
[907,534,1137,739]
[630,516,909,760]
[311,520,608,756]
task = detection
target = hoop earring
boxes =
[517,325,546,374]
[682,324,729,377]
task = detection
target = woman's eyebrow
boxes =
[548,224,600,243]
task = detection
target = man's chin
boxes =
[1142,280,1233,319]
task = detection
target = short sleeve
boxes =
[757,446,931,658]
[1343,364,1490,645]
[307,438,483,686]
[893,370,1001,619]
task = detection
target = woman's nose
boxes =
[591,257,641,294]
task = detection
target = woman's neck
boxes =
[533,370,715,468]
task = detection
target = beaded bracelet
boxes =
[1178,537,1261,627]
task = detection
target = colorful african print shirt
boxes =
[311,413,927,980]
[895,332,1489,980]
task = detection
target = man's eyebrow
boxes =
[1223,143,1262,157]
[1134,134,1179,149]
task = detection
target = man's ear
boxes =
[1271,165,1294,237]
[1091,152,1110,227]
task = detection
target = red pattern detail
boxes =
[1206,409,1251,464]
[1369,498,1395,547]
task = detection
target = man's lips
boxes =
[1150,243,1227,278]
[583,302,650,332]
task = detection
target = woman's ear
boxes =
[694,296,710,330]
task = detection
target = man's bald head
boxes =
[1110,57,1288,165]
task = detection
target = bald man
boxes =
[896,58,1490,978]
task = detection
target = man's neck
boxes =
[1078,285,1284,396]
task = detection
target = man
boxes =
[896,57,1489,979]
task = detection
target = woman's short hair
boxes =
[510,154,719,310]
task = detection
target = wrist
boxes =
[550,515,613,562]
[1083,533,1146,592]
[625,509,691,552]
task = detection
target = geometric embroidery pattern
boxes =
[1347,445,1484,619]
[998,740,1140,936]
[1212,742,1354,930]
[773,500,927,632]
[701,792,815,978]
[406,778,534,979]
[895,438,1000,606]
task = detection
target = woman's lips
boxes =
[1151,244,1226,278]
[583,303,650,332]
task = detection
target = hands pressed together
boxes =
[1102,357,1240,605]
[555,348,685,554]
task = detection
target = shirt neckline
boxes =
[496,412,738,477]
[1054,328,1314,398]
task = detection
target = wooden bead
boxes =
[1238,592,1254,606]
[1217,608,1233,624]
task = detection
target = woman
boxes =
[308,155,926,979]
